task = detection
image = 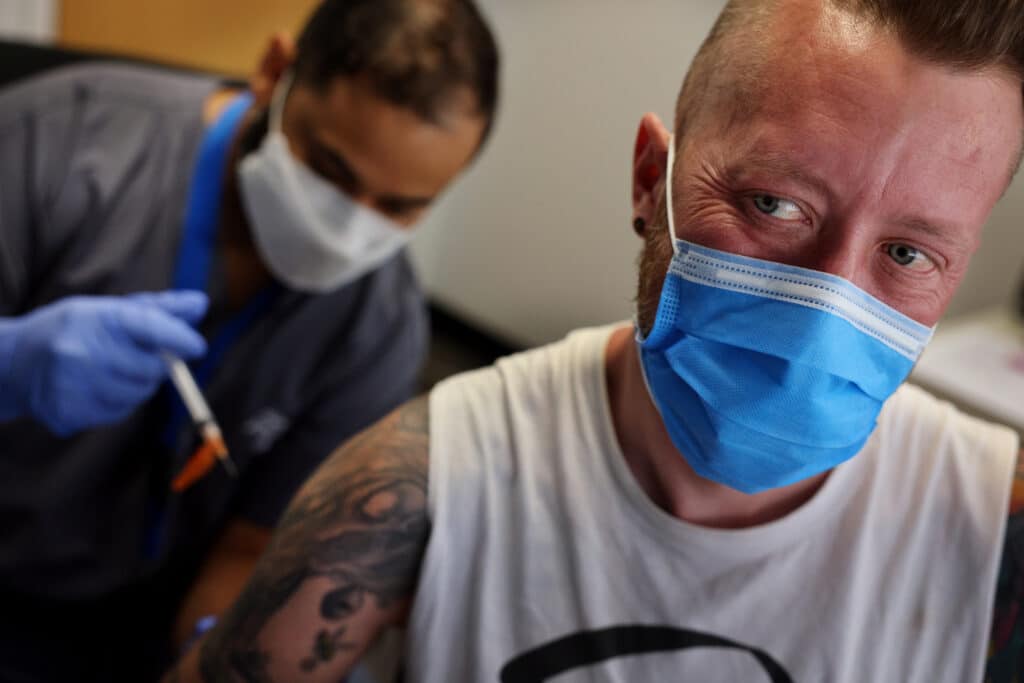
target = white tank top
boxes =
[407,324,1018,683]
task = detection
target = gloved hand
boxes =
[0,290,209,437]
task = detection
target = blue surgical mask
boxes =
[636,136,934,494]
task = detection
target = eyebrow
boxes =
[310,136,435,211]
[309,137,360,189]
[728,151,836,201]
[894,215,969,252]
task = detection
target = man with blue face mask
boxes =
[0,1,498,680]
[168,1,1024,682]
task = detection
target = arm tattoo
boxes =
[197,397,430,682]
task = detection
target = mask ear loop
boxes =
[634,132,682,342]
[665,134,681,257]
[267,71,295,133]
[635,135,674,400]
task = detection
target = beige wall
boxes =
[57,0,319,76]
[409,0,729,346]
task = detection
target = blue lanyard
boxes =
[144,92,275,561]
[162,91,279,449]
[172,92,253,293]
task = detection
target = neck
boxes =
[604,325,828,529]
[203,88,273,309]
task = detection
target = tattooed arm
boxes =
[165,396,431,683]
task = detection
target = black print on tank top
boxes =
[499,625,794,682]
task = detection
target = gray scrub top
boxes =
[0,64,427,680]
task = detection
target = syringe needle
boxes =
[162,353,239,484]
[201,422,239,478]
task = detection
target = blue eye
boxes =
[886,243,933,270]
[754,195,780,214]
[752,194,804,221]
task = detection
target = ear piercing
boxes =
[633,217,647,235]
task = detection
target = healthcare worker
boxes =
[0,0,498,680]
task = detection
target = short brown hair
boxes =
[295,0,499,134]
[675,0,1024,140]
[837,0,1024,72]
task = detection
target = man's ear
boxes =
[250,33,297,107]
[632,113,671,236]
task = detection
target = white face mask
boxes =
[238,73,413,293]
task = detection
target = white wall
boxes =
[410,1,1024,348]
[948,194,1024,319]
[0,0,58,42]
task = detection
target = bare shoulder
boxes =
[193,396,431,682]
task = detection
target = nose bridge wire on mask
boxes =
[636,133,935,494]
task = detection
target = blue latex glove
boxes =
[0,291,209,437]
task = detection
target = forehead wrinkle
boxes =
[873,135,991,257]
[711,26,893,155]
[881,88,1018,209]
[975,71,1024,187]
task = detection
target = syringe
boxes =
[162,353,239,491]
